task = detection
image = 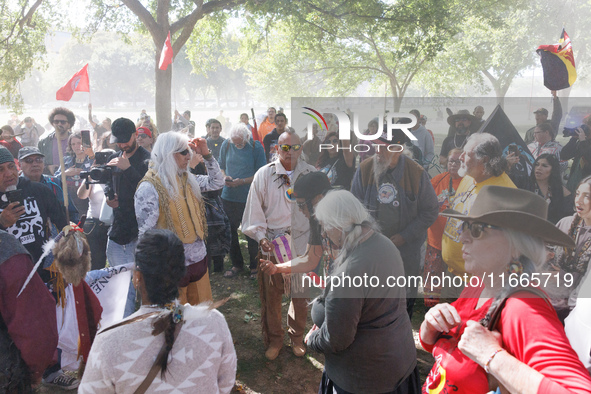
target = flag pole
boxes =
[56,131,69,223]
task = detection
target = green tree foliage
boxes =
[86,0,251,131]
[185,13,249,107]
[0,0,51,112]
[239,0,470,111]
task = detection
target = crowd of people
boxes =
[1,99,591,394]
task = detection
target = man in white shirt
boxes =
[242,130,315,360]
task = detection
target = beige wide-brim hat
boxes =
[441,185,575,248]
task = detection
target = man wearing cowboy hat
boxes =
[441,133,516,297]
[439,109,480,167]
[351,128,438,318]
[524,90,562,145]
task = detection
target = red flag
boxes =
[159,31,173,70]
[56,64,90,101]
[250,108,262,144]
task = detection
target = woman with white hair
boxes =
[135,131,225,304]
[219,124,266,278]
[305,189,420,393]
[421,186,591,393]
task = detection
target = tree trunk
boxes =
[155,62,172,133]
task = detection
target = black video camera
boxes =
[563,124,590,138]
[80,166,115,200]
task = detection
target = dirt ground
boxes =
[209,267,435,394]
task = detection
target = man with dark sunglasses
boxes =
[242,130,315,360]
[38,107,75,175]
[104,118,151,317]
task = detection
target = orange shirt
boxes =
[258,117,275,139]
[427,172,462,250]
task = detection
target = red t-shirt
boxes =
[427,172,462,250]
[421,284,591,394]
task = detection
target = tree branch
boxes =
[120,0,159,39]
[170,0,247,55]
[18,0,43,29]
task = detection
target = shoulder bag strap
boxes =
[487,287,551,330]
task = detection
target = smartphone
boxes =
[507,144,520,157]
[6,189,24,206]
[81,129,92,147]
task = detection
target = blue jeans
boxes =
[106,238,137,317]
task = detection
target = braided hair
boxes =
[135,229,186,377]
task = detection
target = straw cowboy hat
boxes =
[441,185,575,248]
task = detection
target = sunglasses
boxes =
[137,134,149,139]
[326,138,339,144]
[460,221,500,239]
[178,149,190,156]
[53,120,68,125]
[22,157,44,164]
[279,144,301,152]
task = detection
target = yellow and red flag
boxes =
[536,29,577,91]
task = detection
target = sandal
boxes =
[250,270,258,280]
[223,267,242,278]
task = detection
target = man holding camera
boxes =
[105,118,150,317]
[0,147,67,283]
[562,117,591,192]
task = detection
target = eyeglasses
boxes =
[53,120,68,125]
[448,159,462,165]
[178,149,190,156]
[22,157,44,164]
[279,144,301,152]
[460,221,500,239]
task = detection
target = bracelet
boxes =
[203,151,213,160]
[484,348,505,374]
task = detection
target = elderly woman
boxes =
[305,190,420,394]
[79,229,236,393]
[135,132,225,305]
[421,186,591,394]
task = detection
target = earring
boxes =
[507,259,523,276]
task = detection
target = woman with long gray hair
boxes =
[305,189,420,393]
[135,131,225,305]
